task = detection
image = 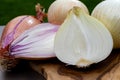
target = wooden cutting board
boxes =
[30,49,120,80]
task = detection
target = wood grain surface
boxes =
[31,49,120,80]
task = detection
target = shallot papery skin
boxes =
[0,15,40,49]
[9,23,59,59]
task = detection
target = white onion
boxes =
[48,0,89,25]
[92,0,120,48]
[54,7,113,67]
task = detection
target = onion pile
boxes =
[0,0,117,70]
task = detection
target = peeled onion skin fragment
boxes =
[35,3,47,22]
[10,23,59,60]
[54,7,113,67]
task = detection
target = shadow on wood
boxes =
[31,49,120,80]
[4,60,45,80]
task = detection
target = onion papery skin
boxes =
[48,0,89,25]
[1,15,40,49]
[92,0,120,48]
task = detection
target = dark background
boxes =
[0,0,102,25]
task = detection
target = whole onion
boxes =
[0,3,47,70]
[48,0,89,25]
[1,15,40,49]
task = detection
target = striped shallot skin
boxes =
[0,16,40,49]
